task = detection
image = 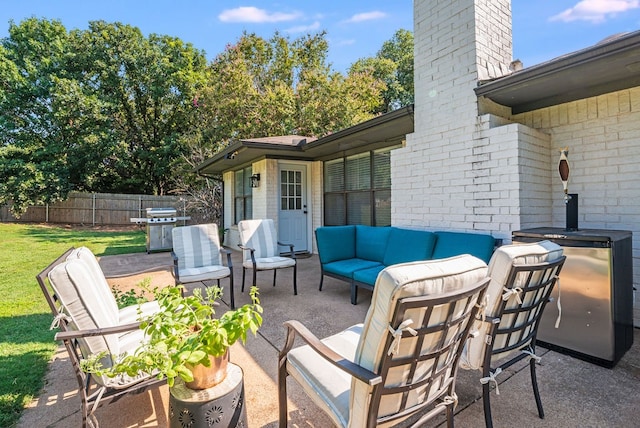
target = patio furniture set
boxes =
[38,220,565,428]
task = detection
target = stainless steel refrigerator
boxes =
[512,227,633,367]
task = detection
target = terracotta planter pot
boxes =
[185,350,229,390]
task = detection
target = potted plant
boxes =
[82,284,263,389]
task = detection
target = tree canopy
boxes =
[350,29,414,113]
[0,18,207,215]
[0,18,412,218]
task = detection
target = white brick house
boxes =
[198,0,639,326]
[402,0,639,326]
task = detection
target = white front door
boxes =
[278,164,308,253]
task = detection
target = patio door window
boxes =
[234,166,253,224]
[323,146,399,226]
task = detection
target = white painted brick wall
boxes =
[512,88,640,327]
[395,0,513,234]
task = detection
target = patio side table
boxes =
[169,363,247,428]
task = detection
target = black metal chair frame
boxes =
[279,277,490,428]
[239,241,297,295]
[36,248,166,428]
[480,256,565,428]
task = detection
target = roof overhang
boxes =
[475,31,640,114]
[195,105,414,175]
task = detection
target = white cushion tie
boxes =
[522,347,542,364]
[50,313,71,330]
[502,286,523,304]
[387,319,418,356]
[480,367,502,395]
[441,392,458,408]
[554,275,562,328]
[475,294,488,323]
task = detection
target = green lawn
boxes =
[0,223,145,427]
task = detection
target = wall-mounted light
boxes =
[250,173,261,188]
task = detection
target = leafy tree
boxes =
[0,18,88,216]
[73,21,208,195]
[200,31,384,144]
[0,18,208,216]
[350,29,414,112]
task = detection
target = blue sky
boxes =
[1,1,640,72]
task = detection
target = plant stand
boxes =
[169,363,247,428]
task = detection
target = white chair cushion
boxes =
[238,219,280,260]
[350,255,489,426]
[287,324,363,428]
[177,265,231,283]
[49,259,119,356]
[67,246,119,321]
[242,256,296,270]
[460,240,563,370]
[172,224,223,270]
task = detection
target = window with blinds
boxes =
[234,166,253,224]
[323,145,400,226]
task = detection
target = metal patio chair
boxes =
[238,218,297,295]
[37,247,165,428]
[172,223,235,308]
[278,255,490,428]
[460,241,566,428]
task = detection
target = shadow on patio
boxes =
[19,249,640,427]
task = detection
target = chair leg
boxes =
[229,274,235,310]
[293,264,297,295]
[273,269,277,287]
[319,273,324,291]
[482,373,494,428]
[350,282,358,305]
[242,267,246,292]
[252,267,257,288]
[446,402,454,428]
[530,357,544,418]
[278,358,289,428]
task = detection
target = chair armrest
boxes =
[280,320,381,386]
[277,241,296,258]
[171,251,180,282]
[238,244,257,264]
[220,247,233,268]
[55,321,141,341]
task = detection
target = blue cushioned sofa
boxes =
[315,225,496,304]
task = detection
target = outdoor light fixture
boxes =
[250,173,261,188]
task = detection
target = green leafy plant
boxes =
[82,285,262,387]
[112,278,150,309]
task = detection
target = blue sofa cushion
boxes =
[352,265,386,286]
[323,259,383,279]
[433,231,495,263]
[315,226,356,264]
[383,228,437,266]
[355,225,391,262]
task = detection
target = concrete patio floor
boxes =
[19,249,640,427]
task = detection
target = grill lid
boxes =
[146,207,177,218]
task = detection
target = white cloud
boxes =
[335,39,356,46]
[285,21,321,34]
[344,11,387,23]
[219,6,302,23]
[550,0,640,23]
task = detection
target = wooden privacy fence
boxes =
[0,192,193,226]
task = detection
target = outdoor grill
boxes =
[130,208,190,253]
[145,208,176,253]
